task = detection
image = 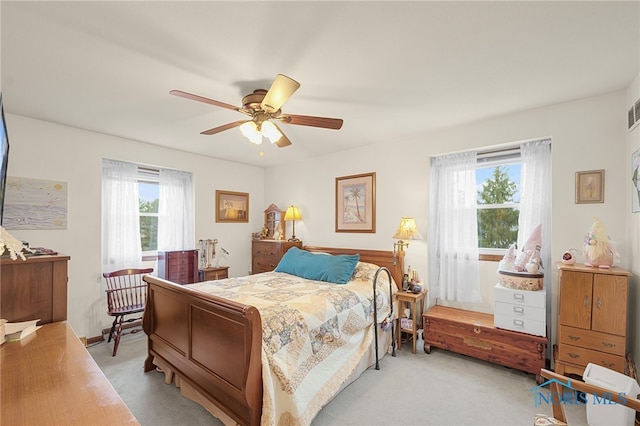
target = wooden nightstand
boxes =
[395,289,427,354]
[199,266,229,282]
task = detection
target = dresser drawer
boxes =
[494,313,545,337]
[495,301,545,322]
[494,284,545,308]
[252,257,280,273]
[252,242,281,257]
[557,343,625,373]
[558,325,625,356]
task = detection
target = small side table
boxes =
[199,266,229,282]
[395,289,427,354]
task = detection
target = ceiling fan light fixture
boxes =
[261,74,300,113]
[261,120,282,143]
[239,121,262,145]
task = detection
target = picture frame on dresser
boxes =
[215,190,249,223]
[335,172,376,233]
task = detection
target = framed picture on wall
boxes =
[575,170,604,204]
[335,172,376,233]
[216,190,249,223]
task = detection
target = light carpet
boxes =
[89,332,588,425]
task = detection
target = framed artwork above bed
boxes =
[335,172,376,233]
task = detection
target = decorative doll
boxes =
[583,218,617,269]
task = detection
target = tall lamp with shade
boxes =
[284,205,302,242]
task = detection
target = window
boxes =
[476,149,521,256]
[102,159,194,271]
[138,168,159,255]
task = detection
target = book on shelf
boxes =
[1,319,41,343]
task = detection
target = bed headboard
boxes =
[303,246,404,289]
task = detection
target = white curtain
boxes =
[157,168,194,251]
[102,159,142,272]
[429,151,481,302]
[517,139,552,274]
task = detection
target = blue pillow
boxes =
[275,247,360,284]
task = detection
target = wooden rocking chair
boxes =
[103,268,154,356]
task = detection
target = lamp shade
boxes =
[393,217,423,240]
[284,205,302,221]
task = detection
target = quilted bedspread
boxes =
[187,261,395,426]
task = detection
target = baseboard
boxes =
[87,319,143,345]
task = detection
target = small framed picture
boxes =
[575,170,604,204]
[635,98,640,122]
[629,106,635,129]
[335,172,376,233]
[216,190,249,223]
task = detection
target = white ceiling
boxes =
[2,1,639,168]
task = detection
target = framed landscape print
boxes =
[216,190,249,223]
[335,172,376,233]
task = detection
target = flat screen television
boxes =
[0,92,10,226]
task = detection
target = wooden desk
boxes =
[1,322,139,425]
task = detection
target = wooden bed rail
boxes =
[142,275,263,426]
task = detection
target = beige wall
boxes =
[4,115,265,338]
[4,85,636,367]
[265,89,633,361]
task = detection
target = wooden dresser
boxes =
[157,249,199,284]
[1,322,139,425]
[0,254,70,323]
[251,240,302,274]
[555,263,630,376]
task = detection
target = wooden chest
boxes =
[423,306,547,380]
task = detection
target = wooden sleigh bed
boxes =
[142,246,404,426]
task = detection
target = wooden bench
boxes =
[423,305,547,382]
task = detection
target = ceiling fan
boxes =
[170,74,343,148]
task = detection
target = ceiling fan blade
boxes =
[261,74,300,113]
[170,90,241,112]
[279,114,343,130]
[271,123,292,148]
[200,120,248,135]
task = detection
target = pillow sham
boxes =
[275,247,360,284]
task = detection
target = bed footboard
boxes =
[142,275,263,426]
